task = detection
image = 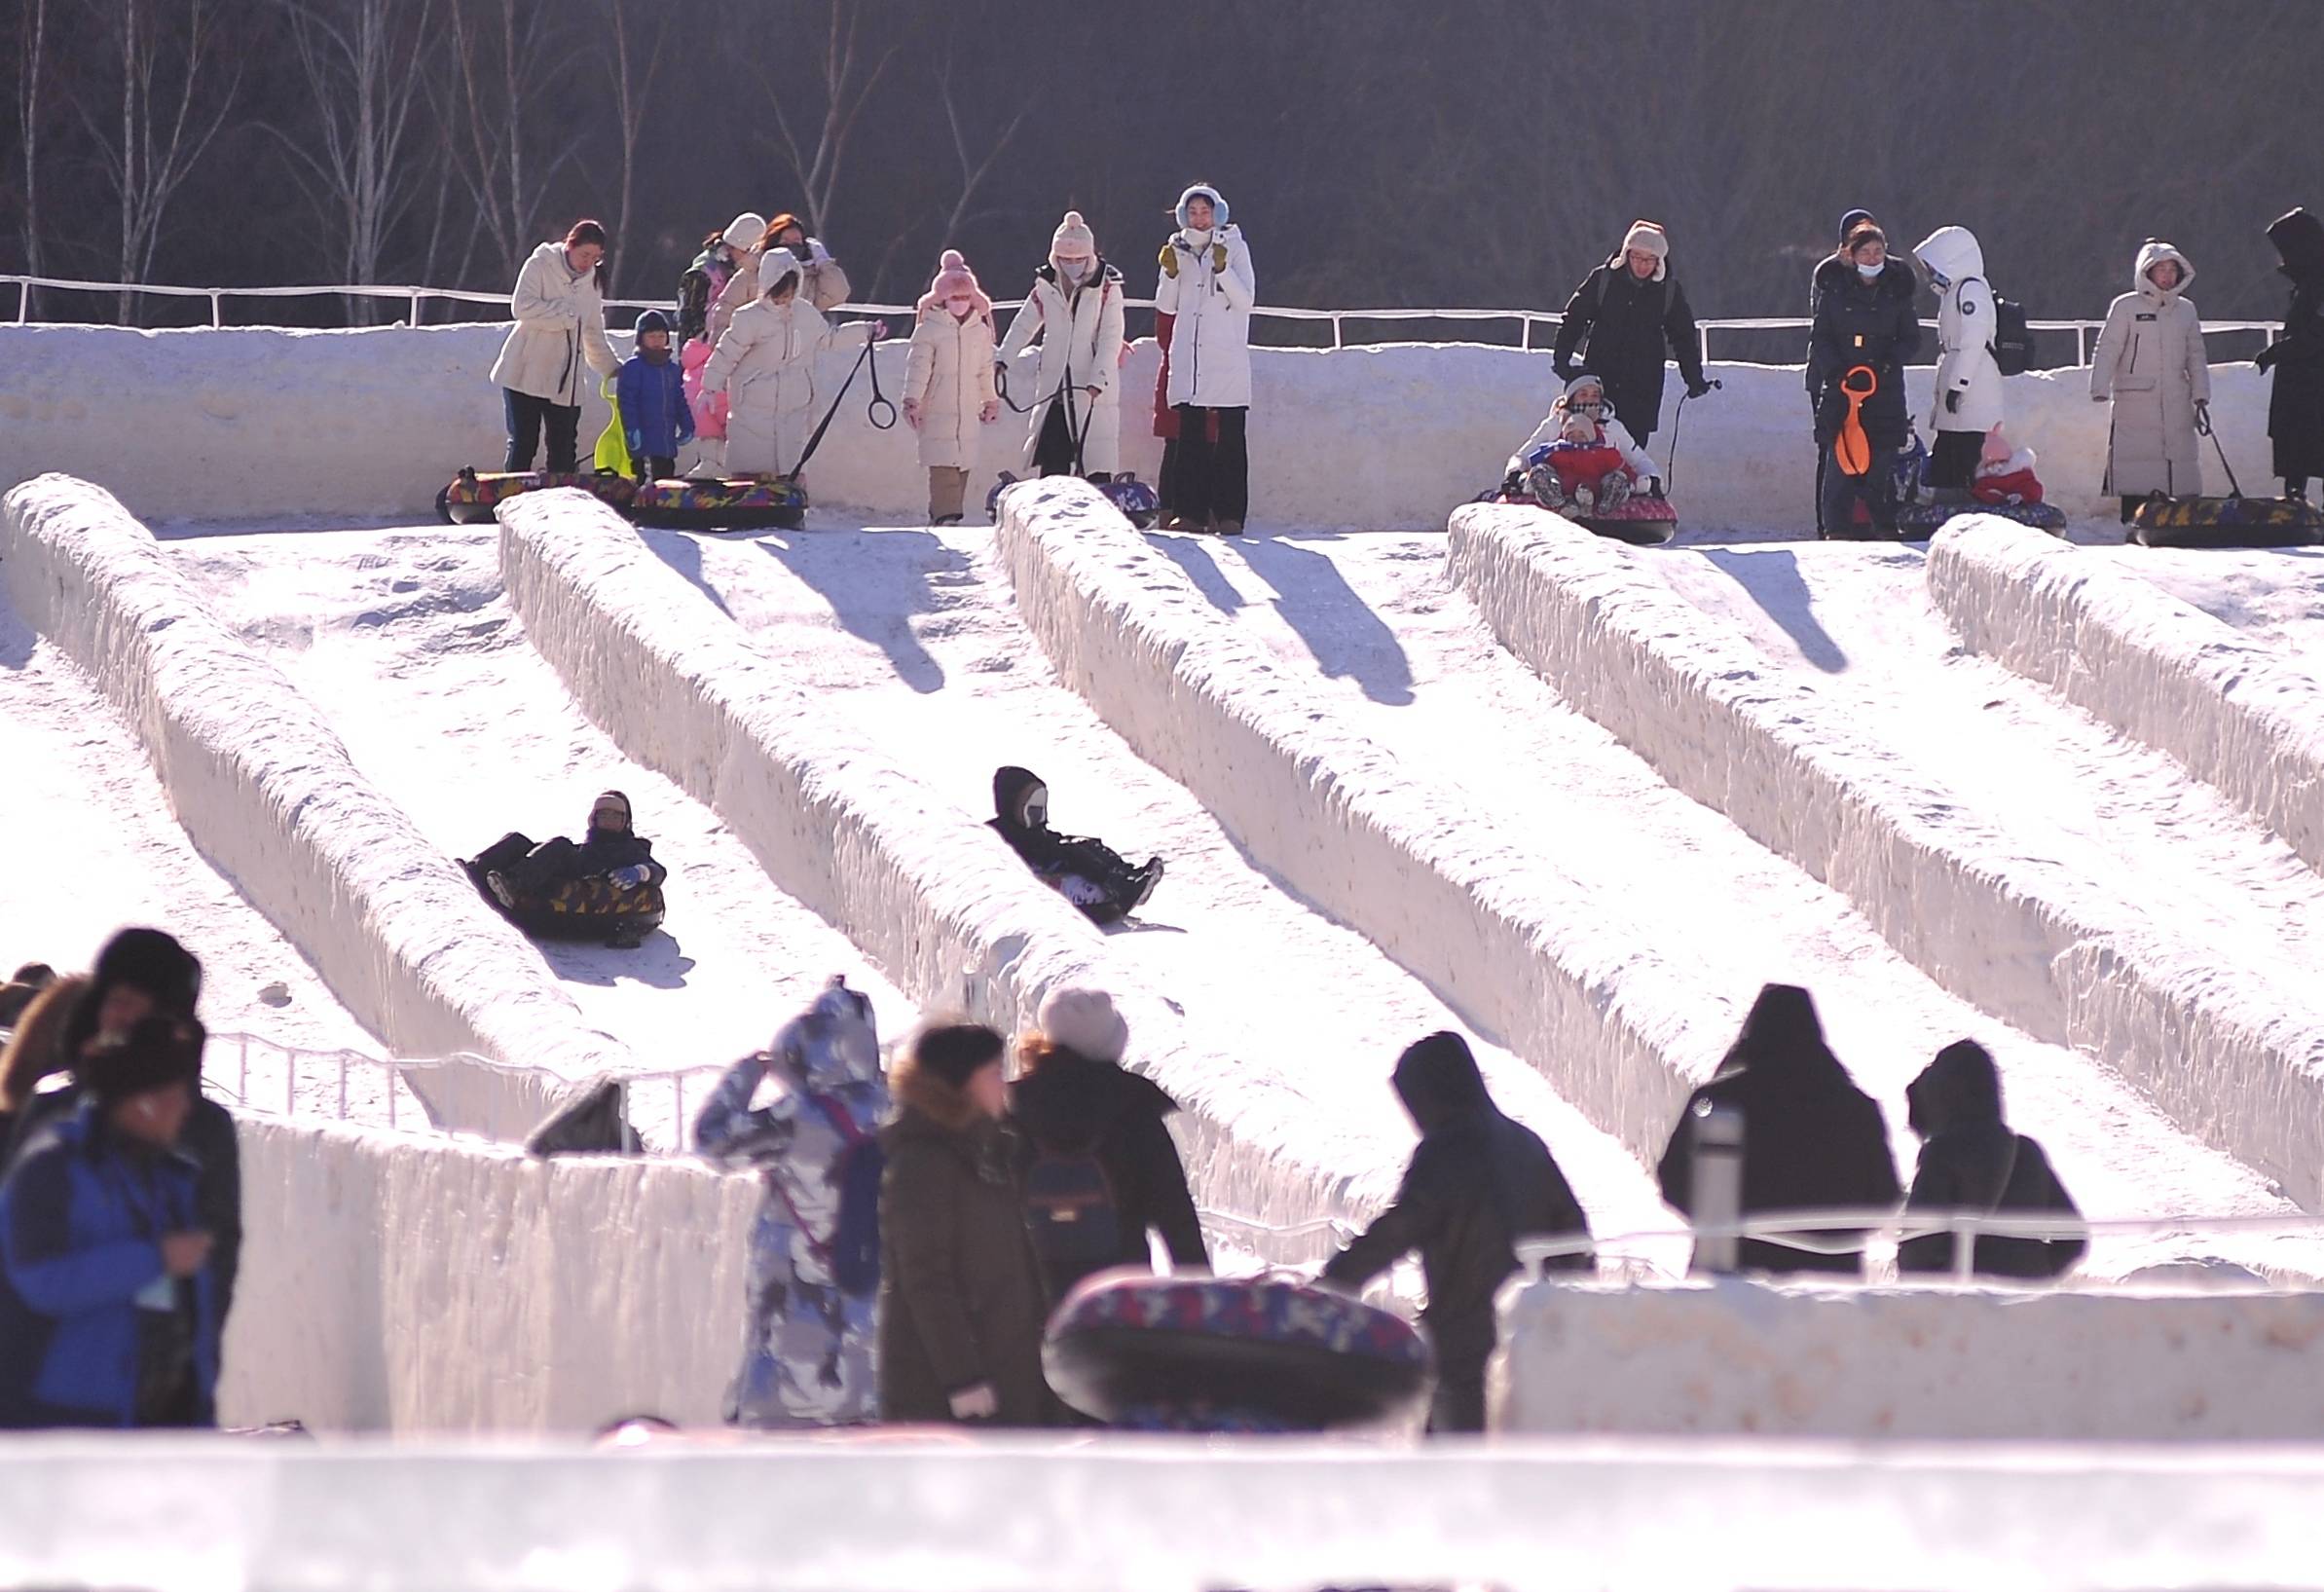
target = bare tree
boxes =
[752,0,900,242]
[12,0,51,315]
[434,0,584,280]
[603,0,675,297]
[264,0,441,323]
[74,0,244,323]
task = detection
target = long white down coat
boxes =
[701,273,861,476]
[710,238,853,345]
[1912,226,2006,436]
[2091,241,2210,498]
[489,241,621,407]
[996,262,1126,474]
[904,301,999,470]
[1154,224,1256,410]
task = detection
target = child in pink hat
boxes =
[903,250,1000,524]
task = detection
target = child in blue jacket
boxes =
[617,309,694,480]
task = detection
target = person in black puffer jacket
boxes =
[1896,1040,2084,1281]
[987,766,1163,926]
[466,790,670,948]
[1551,220,1711,448]
[2259,207,2324,500]
[1808,222,1921,537]
[1322,1031,1593,1435]
[1009,985,1209,1302]
[1657,983,1900,1277]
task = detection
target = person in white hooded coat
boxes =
[489,220,622,471]
[1911,226,2007,498]
[903,249,1000,523]
[701,250,876,478]
[1154,184,1256,533]
[2091,240,2211,518]
[996,210,1127,479]
[711,212,853,345]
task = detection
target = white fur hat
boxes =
[1037,984,1128,1063]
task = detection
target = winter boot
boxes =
[1211,519,1243,537]
[1126,857,1165,911]
[1600,473,1633,511]
[1525,464,1568,511]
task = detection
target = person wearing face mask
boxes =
[904,250,1002,525]
[1154,184,1256,534]
[491,219,623,473]
[995,211,1126,484]
[712,212,854,345]
[2090,241,2210,521]
[1551,220,1711,448]
[702,250,885,481]
[1808,222,1921,537]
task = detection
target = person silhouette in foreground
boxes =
[1321,1031,1593,1435]
[1657,983,1900,1277]
[987,766,1162,926]
[1896,1039,2085,1281]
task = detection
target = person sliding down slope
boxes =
[1503,373,1658,512]
[694,979,891,1428]
[988,766,1162,926]
[466,790,669,948]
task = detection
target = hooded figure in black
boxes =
[1808,224,1921,537]
[1322,1031,1593,1435]
[2259,207,2324,496]
[987,766,1163,926]
[0,930,241,1334]
[1657,984,1900,1277]
[1896,1040,2084,1281]
[1008,985,1208,1301]
[1551,220,1710,448]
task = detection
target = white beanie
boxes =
[1037,985,1128,1063]
[1051,209,1097,260]
[1622,220,1670,260]
[724,211,768,249]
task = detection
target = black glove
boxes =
[1944,389,1962,415]
[2257,344,2279,373]
[1685,379,1714,400]
[1643,476,1665,498]
[1500,469,1527,500]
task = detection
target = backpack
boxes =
[808,1093,885,1296]
[1023,1136,1123,1279]
[1966,278,2035,376]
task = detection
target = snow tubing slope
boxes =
[0,473,638,1135]
[993,478,1734,1161]
[494,489,1391,1254]
[1929,519,2324,880]
[1446,501,2324,1207]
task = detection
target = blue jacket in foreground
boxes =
[617,352,695,458]
[0,1103,220,1428]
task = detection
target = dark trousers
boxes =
[1157,437,1181,512]
[503,388,581,472]
[1821,440,1900,536]
[1032,401,1108,481]
[1427,1355,1489,1435]
[1173,404,1248,524]
[634,455,676,483]
[1926,429,1982,491]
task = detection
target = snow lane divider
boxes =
[1928,518,2324,876]
[494,489,1383,1256]
[0,473,636,1137]
[1447,502,2324,1208]
[992,479,1731,1162]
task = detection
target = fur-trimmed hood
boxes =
[887,1046,985,1135]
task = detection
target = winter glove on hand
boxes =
[1158,242,1181,279]
[1644,476,1665,498]
[625,430,643,454]
[1944,389,1963,416]
[2195,398,2213,435]
[948,1383,1000,1421]
[902,398,922,429]
[1685,379,1714,400]
[979,399,999,424]
[1211,241,1230,274]
[2257,344,2279,372]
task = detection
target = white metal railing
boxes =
[3,272,2284,365]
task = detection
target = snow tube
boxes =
[461,858,666,945]
[438,468,638,526]
[629,476,808,532]
[985,472,1159,529]
[1043,1272,1432,1432]
[1477,487,1679,547]
[1895,500,2067,539]
[2133,495,2324,549]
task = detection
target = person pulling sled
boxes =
[465,790,669,948]
[988,766,1163,927]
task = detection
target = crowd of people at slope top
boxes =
[490,183,1259,534]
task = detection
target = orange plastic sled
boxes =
[1834,364,1878,477]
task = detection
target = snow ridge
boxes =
[0,474,634,1134]
[993,478,1733,1161]
[495,490,1387,1254]
[1447,502,2324,1206]
[1928,518,2324,875]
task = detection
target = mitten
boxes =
[1158,242,1180,279]
[1211,241,1230,273]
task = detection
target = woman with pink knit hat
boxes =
[995,210,1126,481]
[903,249,1001,524]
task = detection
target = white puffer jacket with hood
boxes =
[1912,226,2006,436]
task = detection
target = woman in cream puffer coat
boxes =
[701,250,874,478]
[2090,240,2210,517]
[903,250,1000,523]
[489,220,622,471]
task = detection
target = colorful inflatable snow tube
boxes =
[2134,495,2324,549]
[1043,1272,1432,1432]
[1895,499,2067,539]
[437,468,638,526]
[629,475,808,532]
[1477,486,1679,547]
